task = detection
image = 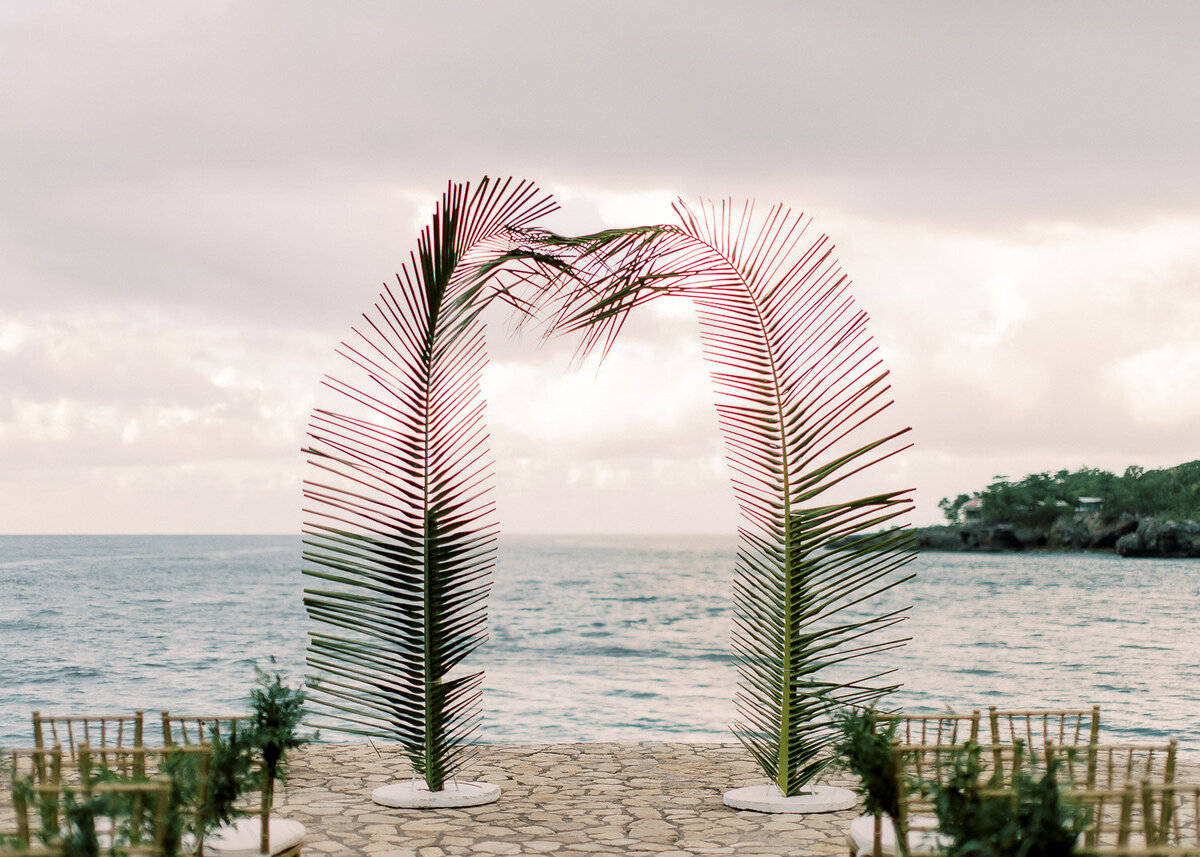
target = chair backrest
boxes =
[889,742,1038,857]
[159,713,297,857]
[987,705,1100,753]
[79,742,215,856]
[1134,780,1200,855]
[3,747,65,854]
[31,711,145,764]
[160,711,247,746]
[7,746,64,787]
[79,741,211,781]
[1054,740,1178,791]
[160,716,285,855]
[9,777,171,857]
[877,710,981,745]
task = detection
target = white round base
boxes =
[372,779,501,808]
[723,784,857,813]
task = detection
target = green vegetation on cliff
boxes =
[939,460,1200,527]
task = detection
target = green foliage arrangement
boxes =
[202,724,257,832]
[940,460,1200,526]
[834,707,901,819]
[932,742,1088,857]
[302,178,557,791]
[248,662,315,789]
[834,707,908,855]
[506,199,916,795]
[152,745,226,854]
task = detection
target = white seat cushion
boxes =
[847,814,946,857]
[205,816,306,856]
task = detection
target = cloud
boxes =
[0,309,327,469]
[1108,344,1200,428]
[485,305,715,457]
[3,1,1200,531]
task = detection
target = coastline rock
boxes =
[914,524,1037,551]
[1045,512,1137,550]
[912,526,968,551]
[964,524,1023,551]
[1114,518,1200,557]
[915,514,1196,557]
[1089,513,1140,548]
[1047,516,1092,550]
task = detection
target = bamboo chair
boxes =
[845,712,980,857]
[1057,780,1200,856]
[6,747,63,789]
[1076,783,1147,855]
[31,711,145,772]
[885,743,959,857]
[160,712,303,857]
[7,777,171,857]
[2,744,62,844]
[1134,780,1200,856]
[80,744,215,856]
[1042,738,1181,847]
[897,742,1048,857]
[847,741,1033,857]
[986,705,1100,779]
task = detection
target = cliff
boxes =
[914,514,1200,557]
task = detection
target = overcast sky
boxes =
[3,1,1198,533]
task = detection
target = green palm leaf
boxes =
[514,199,916,795]
[302,177,556,790]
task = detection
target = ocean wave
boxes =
[610,689,663,700]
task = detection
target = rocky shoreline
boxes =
[914,514,1200,557]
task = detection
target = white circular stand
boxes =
[372,779,501,808]
[723,783,857,813]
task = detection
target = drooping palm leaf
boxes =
[511,199,916,795]
[302,177,556,790]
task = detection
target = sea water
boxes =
[0,535,1196,754]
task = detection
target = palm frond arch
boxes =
[302,181,915,800]
[516,198,917,795]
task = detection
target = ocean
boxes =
[0,535,1196,755]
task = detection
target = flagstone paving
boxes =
[277,742,858,856]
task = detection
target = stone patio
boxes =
[277,742,858,856]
